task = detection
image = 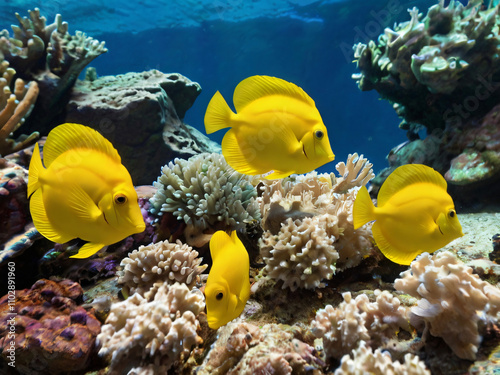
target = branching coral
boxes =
[334,341,430,375]
[196,322,323,374]
[150,153,260,246]
[117,239,207,296]
[311,290,411,360]
[97,282,204,374]
[394,251,500,360]
[258,154,376,290]
[0,60,39,155]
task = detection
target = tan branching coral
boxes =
[0,60,39,155]
[334,341,430,375]
[150,153,260,246]
[197,322,323,374]
[97,282,204,374]
[311,290,411,360]
[258,155,376,290]
[394,251,500,360]
[117,240,207,296]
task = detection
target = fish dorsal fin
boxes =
[233,75,315,112]
[209,230,234,261]
[43,123,121,168]
[378,164,447,207]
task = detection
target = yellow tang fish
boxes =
[205,230,250,329]
[204,75,335,179]
[27,123,146,258]
[353,164,463,265]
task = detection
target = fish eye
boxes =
[314,130,324,140]
[215,292,224,300]
[448,210,456,218]
[114,194,127,205]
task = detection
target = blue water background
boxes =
[2,0,452,177]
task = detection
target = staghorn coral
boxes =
[258,155,376,290]
[0,279,101,374]
[0,60,39,155]
[150,153,260,247]
[117,239,207,296]
[196,322,323,374]
[97,282,204,374]
[334,341,430,375]
[394,251,500,360]
[311,290,411,360]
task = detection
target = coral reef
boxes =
[117,239,207,296]
[258,154,376,290]
[311,290,411,360]
[352,0,500,204]
[334,341,430,375]
[0,8,107,131]
[0,279,101,374]
[150,152,260,247]
[196,322,324,374]
[66,70,220,185]
[0,60,39,156]
[395,251,500,360]
[97,282,205,374]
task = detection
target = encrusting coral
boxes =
[311,290,411,360]
[149,152,260,247]
[394,250,500,360]
[258,154,376,291]
[334,341,430,375]
[0,279,101,374]
[117,239,207,296]
[97,282,205,374]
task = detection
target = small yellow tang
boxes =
[27,123,146,258]
[353,164,463,265]
[205,230,250,329]
[204,75,335,179]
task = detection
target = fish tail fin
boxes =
[204,91,234,134]
[353,186,376,229]
[27,143,43,198]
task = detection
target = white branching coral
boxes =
[394,251,500,360]
[97,282,205,374]
[311,290,411,360]
[150,153,260,245]
[117,240,207,296]
[258,154,376,290]
[334,341,430,375]
[260,214,340,291]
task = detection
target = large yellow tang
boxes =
[204,75,335,179]
[353,164,463,265]
[27,123,145,258]
[205,231,250,329]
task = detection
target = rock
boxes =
[65,70,220,185]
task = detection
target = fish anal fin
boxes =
[29,189,73,244]
[43,123,120,168]
[70,242,106,258]
[264,170,291,180]
[222,130,262,176]
[378,164,447,207]
[372,222,418,265]
[233,75,315,112]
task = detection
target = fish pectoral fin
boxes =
[67,183,103,222]
[372,222,418,266]
[29,189,73,244]
[70,242,106,258]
